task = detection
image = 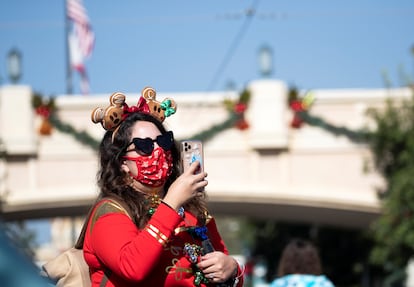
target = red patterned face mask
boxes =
[123,147,173,187]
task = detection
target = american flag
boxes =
[66,0,94,95]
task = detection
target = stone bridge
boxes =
[1,80,408,230]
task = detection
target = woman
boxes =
[80,87,244,287]
[270,238,334,287]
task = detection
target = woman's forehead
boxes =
[130,121,161,138]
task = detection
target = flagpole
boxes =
[65,0,73,95]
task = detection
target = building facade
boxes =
[1,79,409,262]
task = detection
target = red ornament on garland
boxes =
[289,100,304,112]
[39,118,53,135]
[234,102,247,114]
[233,102,249,130]
[235,118,249,130]
[290,114,303,128]
[36,105,51,118]
[288,92,314,129]
[36,105,53,135]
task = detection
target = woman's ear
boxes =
[121,161,130,173]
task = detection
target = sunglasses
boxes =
[125,131,174,155]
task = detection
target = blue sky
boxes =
[1,0,413,97]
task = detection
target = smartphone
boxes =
[180,140,204,174]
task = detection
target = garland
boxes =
[33,92,55,136]
[287,87,370,143]
[288,89,314,128]
[33,92,101,149]
[49,115,100,149]
[33,87,370,150]
[297,111,370,143]
[185,89,250,142]
[32,89,251,150]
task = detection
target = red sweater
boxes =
[83,201,244,287]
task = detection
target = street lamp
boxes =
[411,44,414,81]
[7,48,22,84]
[258,45,273,77]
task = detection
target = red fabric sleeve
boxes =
[88,203,181,282]
[206,217,229,254]
[206,217,244,287]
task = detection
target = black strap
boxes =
[99,270,112,287]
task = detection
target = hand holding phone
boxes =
[181,140,204,175]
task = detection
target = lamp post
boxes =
[411,44,414,82]
[7,48,22,84]
[258,45,273,77]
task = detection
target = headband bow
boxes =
[161,99,176,117]
[91,87,178,132]
[122,97,150,119]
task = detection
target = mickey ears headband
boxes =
[91,86,177,132]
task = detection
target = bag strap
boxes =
[75,197,130,249]
[89,199,130,235]
[100,274,110,287]
[79,197,131,287]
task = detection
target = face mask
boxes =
[123,147,173,187]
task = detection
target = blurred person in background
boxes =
[270,238,334,287]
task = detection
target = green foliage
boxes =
[48,115,100,150]
[292,83,414,278]
[366,95,414,188]
[186,112,240,142]
[288,83,414,281]
[239,88,251,105]
[366,88,414,277]
[287,85,299,103]
[32,92,56,111]
[298,111,370,143]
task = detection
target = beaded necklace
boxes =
[145,194,185,218]
[145,195,213,286]
[146,194,161,216]
[131,181,218,287]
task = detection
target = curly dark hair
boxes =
[95,112,208,229]
[75,112,209,249]
[277,238,322,276]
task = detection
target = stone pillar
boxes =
[246,79,288,149]
[0,85,37,155]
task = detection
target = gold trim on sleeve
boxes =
[145,224,169,246]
